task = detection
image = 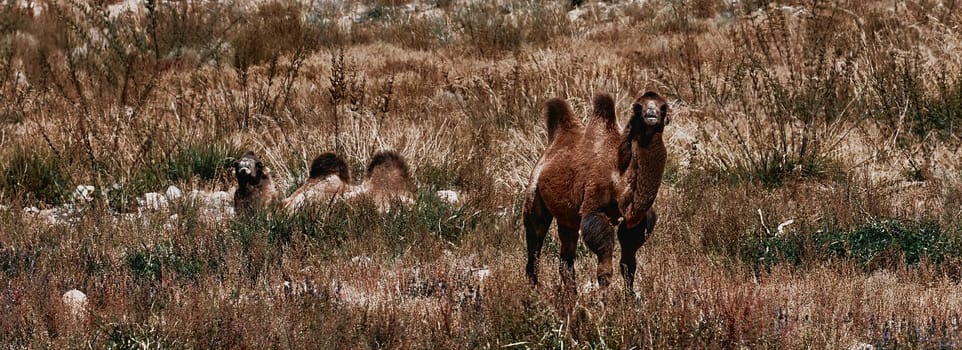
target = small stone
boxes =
[436,190,460,204]
[140,192,168,210]
[62,289,88,320]
[72,185,96,203]
[165,185,183,200]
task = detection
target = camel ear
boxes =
[661,103,670,125]
[631,102,643,117]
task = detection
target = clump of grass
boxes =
[132,141,239,193]
[1,150,70,206]
[688,7,858,186]
[126,241,201,283]
[96,322,180,349]
[455,1,570,56]
[740,219,962,271]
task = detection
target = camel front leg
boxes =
[618,209,656,296]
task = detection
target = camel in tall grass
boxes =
[524,92,670,294]
[282,152,352,213]
[233,151,278,216]
[343,150,416,211]
[283,150,415,213]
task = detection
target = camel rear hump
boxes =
[366,150,414,193]
[545,97,581,143]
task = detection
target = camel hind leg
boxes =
[524,189,552,285]
[581,212,615,288]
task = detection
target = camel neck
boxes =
[618,134,666,228]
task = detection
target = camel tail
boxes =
[545,97,578,142]
[310,152,351,182]
[592,93,616,127]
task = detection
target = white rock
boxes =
[473,267,491,282]
[849,342,874,350]
[23,206,39,214]
[190,190,232,209]
[436,190,460,204]
[140,192,168,210]
[62,289,87,319]
[165,185,183,200]
[72,185,96,203]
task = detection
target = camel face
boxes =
[234,152,266,184]
[633,91,669,128]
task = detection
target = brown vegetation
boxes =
[525,92,668,293]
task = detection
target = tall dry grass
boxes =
[1,0,962,348]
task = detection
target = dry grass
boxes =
[2,0,962,348]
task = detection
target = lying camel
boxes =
[343,150,416,211]
[283,150,415,213]
[524,91,670,294]
[282,152,352,213]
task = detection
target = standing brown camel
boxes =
[524,91,669,293]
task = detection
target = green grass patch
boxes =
[740,219,962,271]
[126,241,202,283]
[1,150,70,206]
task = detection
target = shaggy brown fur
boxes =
[282,152,352,213]
[524,92,669,294]
[344,150,416,211]
[233,151,278,216]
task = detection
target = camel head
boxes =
[631,91,669,131]
[618,91,670,173]
[234,151,269,186]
